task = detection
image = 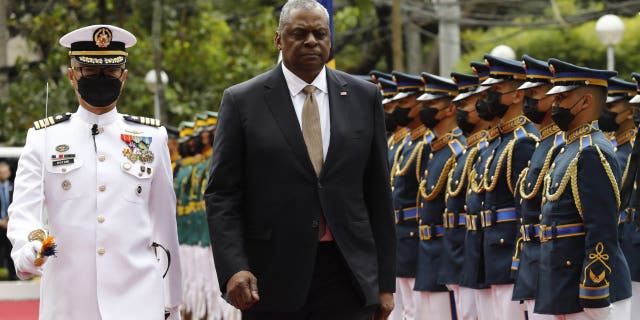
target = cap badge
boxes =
[549,64,556,75]
[472,66,478,75]
[94,27,112,48]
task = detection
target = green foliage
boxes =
[1,0,278,145]
[456,6,639,80]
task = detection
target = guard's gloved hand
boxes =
[583,306,611,320]
[15,241,46,278]
[165,305,181,320]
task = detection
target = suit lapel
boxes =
[321,69,349,178]
[263,66,316,176]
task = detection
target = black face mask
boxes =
[476,98,495,121]
[456,109,476,135]
[385,111,398,132]
[419,105,441,128]
[178,143,192,157]
[77,74,122,108]
[486,90,510,118]
[192,135,204,154]
[598,110,620,132]
[551,96,584,131]
[523,96,546,124]
[393,106,413,127]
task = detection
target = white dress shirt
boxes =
[282,63,331,160]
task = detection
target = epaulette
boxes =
[123,114,161,127]
[448,139,465,157]
[33,112,73,130]
[513,127,527,140]
[579,135,593,151]
[554,132,565,148]
[423,130,436,145]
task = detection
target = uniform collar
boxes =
[75,105,119,125]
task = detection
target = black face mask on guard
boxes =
[77,74,122,108]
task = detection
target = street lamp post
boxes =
[595,14,625,71]
[144,70,168,120]
[490,45,516,60]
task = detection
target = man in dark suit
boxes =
[205,0,395,319]
[0,161,16,280]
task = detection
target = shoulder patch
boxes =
[580,135,593,151]
[513,127,527,140]
[554,132,565,148]
[448,139,465,157]
[33,112,73,130]
[424,130,436,145]
[123,114,161,127]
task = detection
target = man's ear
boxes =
[580,92,593,112]
[274,32,281,50]
[512,89,524,105]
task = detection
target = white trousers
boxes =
[631,282,640,320]
[475,288,496,320]
[536,298,631,320]
[389,277,418,320]
[415,291,452,320]
[456,286,478,320]
[490,284,526,320]
[526,300,556,320]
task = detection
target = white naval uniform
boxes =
[8,106,182,320]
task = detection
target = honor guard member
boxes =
[371,70,393,84]
[481,54,539,320]
[414,72,464,319]
[390,71,434,320]
[7,25,182,320]
[440,71,488,320]
[460,61,500,320]
[622,72,640,318]
[379,77,406,139]
[511,55,564,320]
[535,58,632,319]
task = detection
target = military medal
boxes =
[121,134,154,165]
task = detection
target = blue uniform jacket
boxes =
[391,126,434,277]
[483,116,538,285]
[460,126,501,289]
[414,128,465,291]
[535,122,632,314]
[439,130,490,286]
[512,124,564,300]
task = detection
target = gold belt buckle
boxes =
[420,225,431,240]
[539,225,549,243]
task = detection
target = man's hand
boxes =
[226,270,260,310]
[0,218,8,229]
[16,241,46,277]
[373,292,394,320]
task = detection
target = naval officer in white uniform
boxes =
[7,24,182,320]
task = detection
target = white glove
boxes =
[15,241,46,279]
[583,306,612,320]
[165,305,181,320]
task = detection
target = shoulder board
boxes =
[580,135,593,151]
[33,112,73,130]
[123,114,161,127]
[424,130,436,145]
[554,132,565,148]
[448,139,465,157]
[513,127,527,140]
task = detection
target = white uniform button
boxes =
[98,185,106,192]
[97,248,106,255]
[61,167,67,173]
[97,216,105,223]
[98,154,106,162]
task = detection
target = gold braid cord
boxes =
[595,146,621,210]
[484,140,514,192]
[414,142,427,182]
[544,146,621,218]
[448,148,479,197]
[420,156,457,201]
[470,167,485,194]
[396,141,424,178]
[519,146,556,200]
[506,140,516,194]
[621,153,632,190]
[389,138,409,186]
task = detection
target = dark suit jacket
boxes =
[205,65,396,312]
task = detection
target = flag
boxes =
[316,0,335,69]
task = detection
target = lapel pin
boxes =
[340,91,348,96]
